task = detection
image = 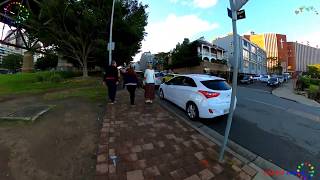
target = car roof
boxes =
[181,74,225,81]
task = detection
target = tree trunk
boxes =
[22,51,34,73]
[82,57,88,78]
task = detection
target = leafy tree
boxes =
[170,38,201,68]
[35,54,58,70]
[26,0,148,77]
[1,54,23,71]
[295,6,319,15]
[154,52,170,69]
[307,64,320,78]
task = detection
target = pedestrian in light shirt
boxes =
[144,64,156,104]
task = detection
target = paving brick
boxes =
[165,134,176,139]
[109,164,116,174]
[157,141,165,148]
[184,174,201,180]
[211,163,224,175]
[231,157,243,166]
[144,166,161,177]
[241,165,257,177]
[194,152,205,160]
[109,149,115,156]
[135,160,147,169]
[131,145,143,153]
[127,170,144,180]
[183,141,192,147]
[142,143,154,150]
[96,163,108,175]
[170,168,188,180]
[97,154,107,163]
[199,169,215,180]
[123,153,138,162]
[237,172,251,180]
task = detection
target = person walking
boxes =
[122,67,138,105]
[144,64,156,104]
[103,61,119,104]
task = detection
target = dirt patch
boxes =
[0,95,105,180]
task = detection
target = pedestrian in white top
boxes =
[144,64,156,103]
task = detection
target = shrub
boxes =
[49,74,63,83]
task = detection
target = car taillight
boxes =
[198,90,220,98]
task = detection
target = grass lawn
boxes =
[0,71,106,101]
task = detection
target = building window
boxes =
[243,40,248,48]
[251,46,256,54]
[243,49,249,60]
[244,60,249,68]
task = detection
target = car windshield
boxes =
[201,80,231,90]
[243,76,249,80]
[262,75,268,78]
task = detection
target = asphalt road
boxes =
[158,83,320,177]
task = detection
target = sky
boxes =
[133,0,320,61]
[1,0,319,62]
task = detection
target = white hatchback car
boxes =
[159,74,236,120]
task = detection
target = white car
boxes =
[260,75,270,83]
[159,74,236,120]
[252,75,262,81]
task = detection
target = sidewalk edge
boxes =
[159,101,300,180]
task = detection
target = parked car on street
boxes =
[159,74,235,120]
[162,73,179,83]
[240,75,254,84]
[267,77,280,87]
[252,75,262,81]
[260,75,270,83]
[155,72,165,88]
[277,75,285,84]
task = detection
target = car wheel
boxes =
[159,89,165,100]
[186,102,199,121]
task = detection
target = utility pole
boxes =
[108,0,116,66]
[219,0,249,162]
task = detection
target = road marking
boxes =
[244,98,287,110]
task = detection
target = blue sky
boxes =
[135,0,320,60]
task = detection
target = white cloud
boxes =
[169,0,218,9]
[293,32,320,48]
[193,0,218,8]
[133,14,219,61]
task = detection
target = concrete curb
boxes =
[158,100,300,180]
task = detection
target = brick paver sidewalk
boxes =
[96,90,258,180]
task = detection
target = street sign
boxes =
[227,8,232,18]
[237,10,246,20]
[227,8,246,20]
[232,0,249,11]
[108,42,115,51]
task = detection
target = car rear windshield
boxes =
[201,80,231,90]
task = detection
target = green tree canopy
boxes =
[26,0,148,77]
[170,38,201,68]
[1,54,23,71]
[35,54,58,71]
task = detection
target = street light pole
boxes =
[219,0,248,162]
[108,0,116,66]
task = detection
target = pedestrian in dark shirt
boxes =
[103,61,119,104]
[122,66,138,105]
